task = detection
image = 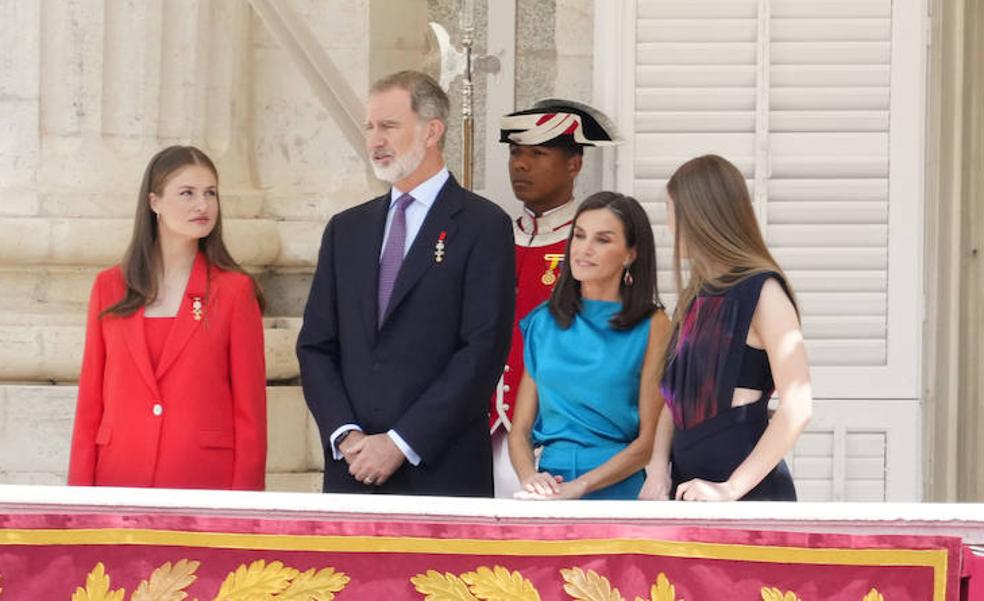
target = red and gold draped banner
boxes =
[0,511,967,600]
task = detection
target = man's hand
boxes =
[338,430,367,465]
[347,433,406,486]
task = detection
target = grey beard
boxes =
[372,139,426,184]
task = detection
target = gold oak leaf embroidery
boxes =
[131,559,200,601]
[276,567,350,601]
[72,563,126,601]
[213,560,298,600]
[760,587,802,601]
[636,573,683,601]
[461,565,542,601]
[411,570,481,601]
[862,589,885,601]
[560,567,625,601]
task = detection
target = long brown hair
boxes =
[103,145,265,317]
[665,154,797,336]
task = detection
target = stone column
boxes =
[923,0,984,502]
[0,0,390,489]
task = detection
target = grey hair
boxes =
[370,70,450,128]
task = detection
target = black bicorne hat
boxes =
[499,98,620,148]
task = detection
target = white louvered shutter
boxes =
[599,0,925,500]
[620,0,921,399]
[767,0,920,399]
[631,0,760,316]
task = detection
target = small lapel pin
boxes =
[435,231,447,263]
[191,296,204,321]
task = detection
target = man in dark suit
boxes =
[297,70,515,496]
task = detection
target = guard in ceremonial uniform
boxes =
[492,99,619,497]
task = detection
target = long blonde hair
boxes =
[665,155,798,338]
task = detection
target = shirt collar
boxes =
[390,167,450,210]
[516,198,577,236]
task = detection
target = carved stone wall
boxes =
[515,0,601,201]
[0,0,392,490]
[0,0,589,490]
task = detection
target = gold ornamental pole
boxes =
[460,0,475,190]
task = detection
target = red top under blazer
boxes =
[68,252,267,490]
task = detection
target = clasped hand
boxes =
[341,432,405,486]
[514,471,587,500]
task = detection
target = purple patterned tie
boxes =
[378,193,415,325]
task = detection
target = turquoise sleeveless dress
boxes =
[520,300,651,499]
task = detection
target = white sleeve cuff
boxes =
[387,429,421,466]
[329,424,363,460]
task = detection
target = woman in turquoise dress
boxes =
[508,191,670,500]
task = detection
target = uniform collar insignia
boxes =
[516,198,577,236]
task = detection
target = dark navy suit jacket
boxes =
[297,174,515,496]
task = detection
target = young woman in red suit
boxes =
[68,145,267,490]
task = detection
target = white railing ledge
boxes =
[1,484,982,543]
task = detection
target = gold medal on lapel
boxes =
[191,296,204,321]
[541,253,564,285]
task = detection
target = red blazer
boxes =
[68,252,267,490]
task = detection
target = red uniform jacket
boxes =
[490,200,575,433]
[68,252,267,490]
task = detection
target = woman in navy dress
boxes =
[509,192,670,500]
[640,155,812,501]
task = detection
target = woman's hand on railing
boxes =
[638,465,672,500]
[674,478,739,502]
[515,471,564,498]
[514,476,589,500]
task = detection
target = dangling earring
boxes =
[154,211,160,222]
[623,264,634,287]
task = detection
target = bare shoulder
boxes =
[649,308,671,334]
[756,277,796,316]
[647,308,672,346]
[751,276,801,343]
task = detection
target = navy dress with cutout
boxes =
[660,271,797,501]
